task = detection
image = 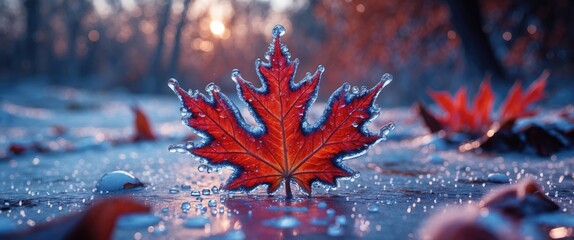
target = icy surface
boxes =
[0,83,573,239]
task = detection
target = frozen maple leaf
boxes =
[168,25,393,198]
[421,71,548,137]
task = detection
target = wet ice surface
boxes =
[1,84,574,239]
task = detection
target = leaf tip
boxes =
[272,24,286,38]
[381,73,393,88]
[168,78,179,90]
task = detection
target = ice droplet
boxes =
[367,204,380,213]
[317,65,325,72]
[198,164,208,172]
[202,189,211,195]
[169,188,180,194]
[353,172,361,178]
[317,201,327,209]
[379,122,395,140]
[191,190,201,196]
[343,83,351,92]
[327,224,344,237]
[211,186,220,194]
[181,202,191,211]
[352,122,359,128]
[381,73,393,87]
[351,86,359,94]
[96,171,143,192]
[168,78,179,91]
[183,216,210,228]
[487,173,510,183]
[263,216,300,229]
[116,214,161,229]
[208,200,217,207]
[272,25,286,38]
[224,230,246,240]
[205,82,220,92]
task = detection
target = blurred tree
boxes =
[144,0,172,93]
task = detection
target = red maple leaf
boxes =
[169,25,393,198]
[423,71,548,136]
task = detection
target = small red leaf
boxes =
[423,72,548,137]
[169,25,392,198]
[131,106,156,142]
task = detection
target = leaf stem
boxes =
[285,178,293,199]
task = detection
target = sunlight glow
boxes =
[210,20,226,37]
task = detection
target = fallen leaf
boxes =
[169,25,393,198]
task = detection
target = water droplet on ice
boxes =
[224,230,246,240]
[116,213,161,229]
[310,217,330,226]
[205,82,220,92]
[208,200,217,207]
[168,78,179,91]
[343,83,351,92]
[327,224,344,237]
[202,189,211,195]
[263,216,300,229]
[379,122,395,140]
[380,73,393,87]
[196,203,204,209]
[317,65,325,72]
[367,204,380,213]
[487,173,510,184]
[353,172,361,178]
[183,216,210,228]
[211,186,220,194]
[352,122,359,128]
[351,86,359,94]
[181,202,191,211]
[198,165,208,172]
[96,171,143,192]
[335,215,348,226]
[272,25,286,37]
[169,188,180,194]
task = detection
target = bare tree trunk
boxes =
[446,0,505,81]
[144,0,172,93]
[64,0,89,85]
[24,0,40,76]
[167,0,191,84]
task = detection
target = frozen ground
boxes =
[1,83,573,239]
